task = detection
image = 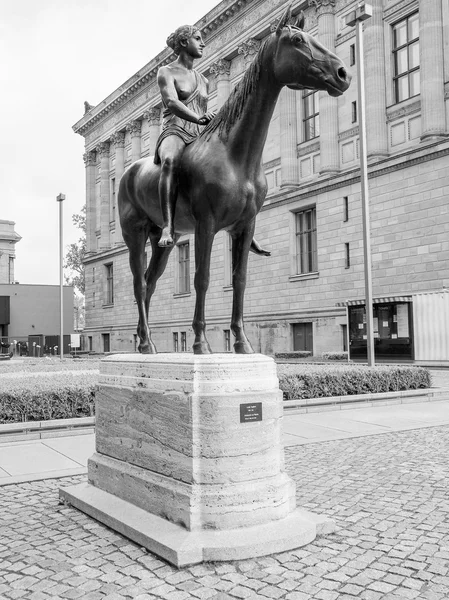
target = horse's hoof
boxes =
[193,341,212,354]
[138,342,157,354]
[234,341,254,354]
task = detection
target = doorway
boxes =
[293,322,313,352]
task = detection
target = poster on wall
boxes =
[396,304,410,338]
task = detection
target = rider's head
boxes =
[167,25,199,56]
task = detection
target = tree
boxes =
[64,205,86,295]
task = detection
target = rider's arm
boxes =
[157,67,202,124]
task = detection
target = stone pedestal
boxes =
[60,354,334,567]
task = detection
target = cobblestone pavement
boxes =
[1,426,448,600]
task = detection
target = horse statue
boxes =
[118,4,351,354]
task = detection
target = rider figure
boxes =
[154,25,213,248]
[154,25,270,255]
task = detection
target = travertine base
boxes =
[60,354,334,566]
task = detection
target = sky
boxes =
[1,0,218,288]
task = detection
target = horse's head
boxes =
[273,4,351,97]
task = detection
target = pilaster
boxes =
[96,142,111,250]
[126,120,142,162]
[143,108,161,157]
[309,0,339,173]
[210,60,231,109]
[365,0,388,159]
[83,150,97,254]
[110,132,126,245]
[419,0,446,140]
[279,88,299,187]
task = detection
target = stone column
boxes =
[110,132,125,245]
[143,108,161,157]
[279,88,299,187]
[210,59,231,109]
[419,0,446,140]
[83,150,97,254]
[96,142,110,250]
[126,120,142,162]
[310,0,339,173]
[364,0,388,158]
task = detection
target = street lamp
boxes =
[56,193,65,361]
[346,3,375,367]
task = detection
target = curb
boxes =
[283,387,449,414]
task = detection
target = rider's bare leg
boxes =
[158,137,185,248]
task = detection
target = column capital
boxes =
[308,0,336,15]
[237,39,261,65]
[210,59,231,78]
[142,108,161,126]
[95,142,110,158]
[83,150,96,166]
[126,120,142,137]
[110,131,125,148]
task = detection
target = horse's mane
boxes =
[200,36,271,142]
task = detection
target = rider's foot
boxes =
[250,238,271,257]
[158,227,174,247]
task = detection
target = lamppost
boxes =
[346,3,375,367]
[56,193,65,361]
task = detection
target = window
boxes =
[343,196,349,222]
[88,336,93,352]
[392,12,420,103]
[293,323,313,352]
[181,332,187,352]
[173,332,179,352]
[224,233,233,287]
[93,291,96,307]
[8,256,14,284]
[92,267,95,282]
[224,329,231,352]
[345,243,350,268]
[295,208,317,274]
[105,263,114,304]
[178,242,190,294]
[110,178,116,222]
[349,44,356,66]
[302,90,320,141]
[351,101,357,123]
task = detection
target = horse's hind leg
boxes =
[122,224,156,354]
[231,221,255,354]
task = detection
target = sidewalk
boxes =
[1,398,448,487]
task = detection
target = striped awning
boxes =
[336,295,412,307]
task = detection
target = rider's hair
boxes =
[166,25,198,56]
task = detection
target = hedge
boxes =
[277,364,431,400]
[0,372,97,423]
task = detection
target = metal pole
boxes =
[347,3,375,366]
[56,193,65,361]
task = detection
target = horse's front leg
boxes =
[231,221,256,354]
[122,226,155,354]
[192,223,215,354]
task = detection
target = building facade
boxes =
[75,0,449,362]
[0,220,21,285]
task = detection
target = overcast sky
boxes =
[1,0,218,287]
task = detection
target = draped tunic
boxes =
[154,70,208,164]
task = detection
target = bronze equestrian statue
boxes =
[118,4,351,354]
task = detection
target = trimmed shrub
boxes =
[0,372,97,423]
[321,351,349,361]
[275,351,313,359]
[278,364,431,400]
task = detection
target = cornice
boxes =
[263,158,281,170]
[297,140,320,157]
[386,99,420,123]
[338,126,359,141]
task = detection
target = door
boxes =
[293,323,313,352]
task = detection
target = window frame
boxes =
[176,241,190,295]
[302,89,320,142]
[105,262,114,305]
[295,207,318,275]
[392,12,420,104]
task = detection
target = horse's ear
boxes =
[276,3,293,35]
[296,11,305,30]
